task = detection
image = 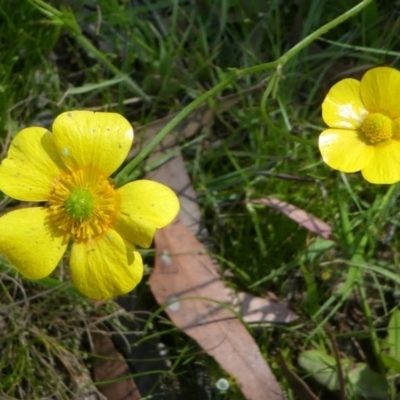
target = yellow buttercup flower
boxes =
[319,66,400,184]
[0,111,179,299]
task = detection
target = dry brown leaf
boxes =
[150,222,285,400]
[252,197,332,240]
[91,332,141,400]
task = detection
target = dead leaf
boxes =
[252,197,332,240]
[150,222,285,400]
[91,332,141,400]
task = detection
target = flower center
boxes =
[361,113,393,144]
[48,168,120,241]
[65,188,94,219]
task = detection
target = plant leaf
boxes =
[348,363,388,400]
[298,349,347,391]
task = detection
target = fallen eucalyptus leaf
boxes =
[150,222,285,400]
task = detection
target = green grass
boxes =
[2,0,400,398]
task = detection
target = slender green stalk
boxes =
[115,0,372,185]
[114,74,237,185]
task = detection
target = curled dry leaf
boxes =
[252,197,332,240]
[150,222,285,400]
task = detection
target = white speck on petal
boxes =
[167,295,180,311]
[62,147,70,157]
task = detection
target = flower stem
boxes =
[114,74,237,186]
[115,0,373,185]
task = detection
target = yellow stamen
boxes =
[361,112,393,144]
[48,168,120,241]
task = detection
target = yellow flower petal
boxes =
[0,208,68,279]
[322,78,368,129]
[360,67,400,118]
[361,140,400,184]
[52,111,134,176]
[0,127,65,201]
[115,180,180,248]
[70,230,143,299]
[319,129,373,172]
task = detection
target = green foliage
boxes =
[0,0,60,134]
[3,0,400,398]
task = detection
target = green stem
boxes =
[115,0,371,185]
[114,75,237,186]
